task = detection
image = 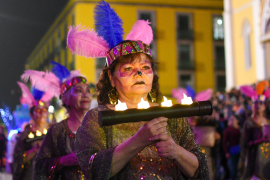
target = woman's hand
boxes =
[60,151,79,166]
[150,133,179,160]
[134,117,168,147]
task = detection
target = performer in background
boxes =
[22,62,92,180]
[12,83,53,180]
[69,1,208,179]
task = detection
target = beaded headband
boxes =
[61,76,87,94]
[106,41,152,66]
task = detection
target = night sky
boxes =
[0,0,68,111]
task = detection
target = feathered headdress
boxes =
[240,80,270,101]
[67,0,153,66]
[21,61,87,96]
[17,82,54,107]
[172,85,213,103]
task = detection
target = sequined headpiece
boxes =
[67,0,153,66]
[60,76,87,94]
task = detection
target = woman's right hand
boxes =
[134,117,168,147]
[59,151,79,167]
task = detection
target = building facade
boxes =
[224,0,270,90]
[25,0,224,98]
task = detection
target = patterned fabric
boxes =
[12,125,36,180]
[75,105,209,180]
[34,119,84,180]
[106,41,152,66]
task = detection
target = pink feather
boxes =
[171,88,187,104]
[125,20,153,45]
[41,92,55,102]
[263,88,270,98]
[17,82,35,106]
[67,25,109,58]
[195,89,213,101]
[240,85,257,98]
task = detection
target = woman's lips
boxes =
[133,81,145,85]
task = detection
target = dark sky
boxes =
[0,0,68,111]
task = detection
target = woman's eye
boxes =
[87,89,91,93]
[124,67,132,71]
[75,89,82,93]
[142,66,150,70]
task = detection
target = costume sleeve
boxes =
[12,127,30,180]
[223,129,229,155]
[75,108,116,180]
[168,118,209,180]
[33,124,61,180]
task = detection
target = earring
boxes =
[148,89,156,103]
[108,87,118,105]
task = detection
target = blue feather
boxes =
[95,0,124,48]
[186,85,196,100]
[51,61,71,82]
[32,87,45,101]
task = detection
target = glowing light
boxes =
[181,93,193,105]
[8,130,18,141]
[115,100,127,111]
[161,96,173,107]
[28,132,34,138]
[48,105,54,113]
[138,98,150,109]
[36,130,42,136]
[217,19,223,25]
[43,128,47,135]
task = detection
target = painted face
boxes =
[252,101,265,113]
[69,83,92,111]
[33,106,48,123]
[112,53,154,97]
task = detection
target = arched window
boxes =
[243,20,252,69]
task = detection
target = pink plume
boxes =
[41,92,55,102]
[240,85,257,98]
[125,20,153,45]
[69,70,83,79]
[195,89,213,101]
[17,82,35,106]
[263,88,270,98]
[171,88,187,104]
[67,25,109,58]
[43,71,61,97]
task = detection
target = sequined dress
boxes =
[12,124,37,180]
[75,105,209,180]
[34,119,84,180]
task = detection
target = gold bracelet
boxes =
[88,153,97,171]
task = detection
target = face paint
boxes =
[70,85,91,97]
[118,60,153,78]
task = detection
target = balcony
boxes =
[178,60,195,70]
[177,29,194,40]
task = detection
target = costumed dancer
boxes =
[69,1,209,179]
[239,81,270,179]
[21,62,92,179]
[12,82,53,180]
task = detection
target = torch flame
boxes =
[161,96,173,107]
[28,132,34,139]
[43,128,47,135]
[36,130,42,136]
[138,98,150,109]
[115,100,128,111]
[181,93,193,105]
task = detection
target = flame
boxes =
[138,98,150,109]
[161,96,173,107]
[115,100,128,111]
[36,130,42,136]
[181,93,193,105]
[43,128,47,135]
[28,132,34,139]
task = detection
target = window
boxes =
[177,14,193,40]
[214,45,225,70]
[138,11,157,60]
[243,20,252,69]
[178,44,194,69]
[216,75,226,92]
[178,73,194,88]
[213,16,224,40]
[96,58,107,82]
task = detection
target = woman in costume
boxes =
[12,83,53,180]
[70,1,208,179]
[239,81,270,179]
[23,62,92,179]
